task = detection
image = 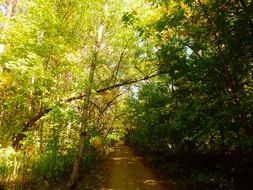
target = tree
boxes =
[1,0,159,188]
[126,0,253,153]
[124,0,253,188]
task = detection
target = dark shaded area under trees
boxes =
[123,0,253,189]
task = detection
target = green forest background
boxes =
[0,0,252,189]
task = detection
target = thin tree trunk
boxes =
[69,28,101,188]
[69,3,109,184]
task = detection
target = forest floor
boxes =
[75,141,175,190]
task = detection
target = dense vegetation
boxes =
[124,0,253,189]
[0,0,252,189]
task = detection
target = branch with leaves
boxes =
[12,72,162,148]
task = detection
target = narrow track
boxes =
[78,142,173,190]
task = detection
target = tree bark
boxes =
[69,26,101,188]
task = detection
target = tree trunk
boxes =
[6,0,18,19]
[69,33,101,188]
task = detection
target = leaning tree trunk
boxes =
[69,27,103,187]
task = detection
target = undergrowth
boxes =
[126,137,253,190]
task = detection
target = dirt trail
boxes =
[78,142,173,190]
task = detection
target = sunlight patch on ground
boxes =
[144,179,161,186]
[110,157,127,160]
[130,156,143,161]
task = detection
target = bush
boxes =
[0,146,17,187]
[32,152,73,182]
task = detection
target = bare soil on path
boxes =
[77,142,174,190]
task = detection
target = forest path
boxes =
[78,141,173,190]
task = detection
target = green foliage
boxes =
[0,145,37,189]
[240,137,253,153]
[1,0,139,187]
[0,146,16,185]
[124,0,253,189]
[32,153,70,182]
[126,0,253,153]
[176,173,235,190]
[1,0,252,188]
